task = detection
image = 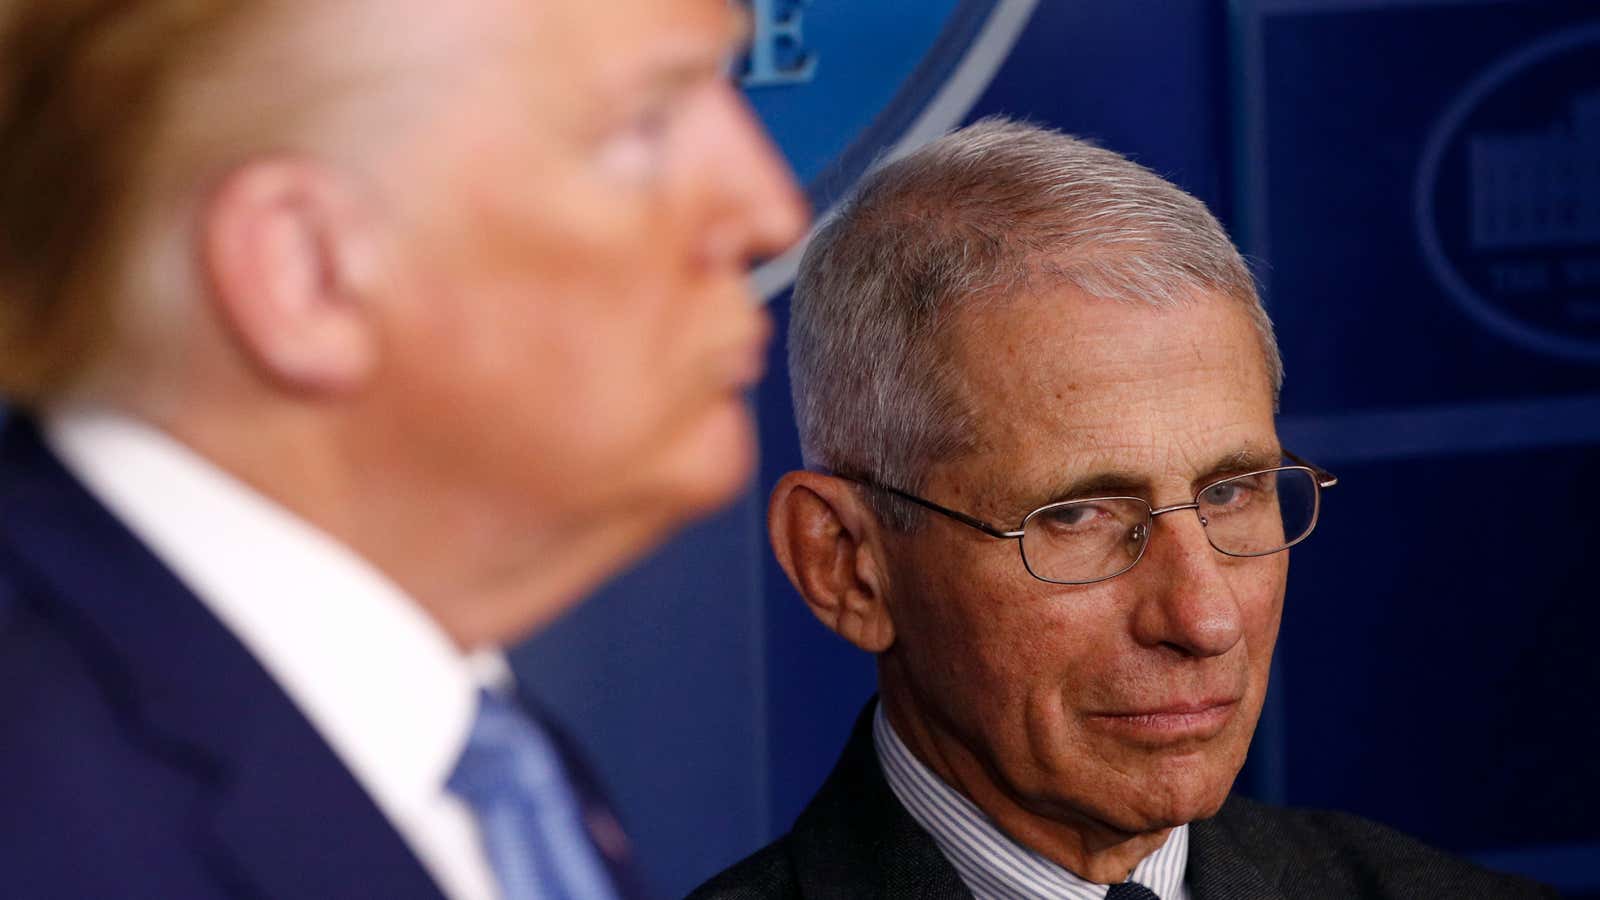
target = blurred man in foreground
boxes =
[0,0,804,897]
[693,120,1549,899]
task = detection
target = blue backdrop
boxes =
[2,1,1591,896]
[517,1,1600,897]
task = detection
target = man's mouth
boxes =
[1084,698,1240,744]
[718,310,774,391]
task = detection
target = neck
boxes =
[877,674,1173,885]
[141,400,668,650]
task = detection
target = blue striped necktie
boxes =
[1106,881,1161,899]
[447,689,623,900]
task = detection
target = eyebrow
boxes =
[1039,471,1149,504]
[631,56,722,104]
[1015,445,1285,517]
[638,7,752,90]
[1196,446,1285,484]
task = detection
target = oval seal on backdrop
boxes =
[1415,24,1600,362]
[735,0,1040,299]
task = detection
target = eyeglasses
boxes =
[849,452,1337,585]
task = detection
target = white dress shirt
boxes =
[45,407,504,900]
[875,702,1192,900]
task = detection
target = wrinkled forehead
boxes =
[225,0,743,97]
[936,287,1281,513]
[446,0,746,89]
[152,0,746,178]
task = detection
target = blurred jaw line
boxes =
[25,0,806,649]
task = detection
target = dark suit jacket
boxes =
[690,703,1557,900]
[0,417,639,899]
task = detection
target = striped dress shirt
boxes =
[874,703,1191,900]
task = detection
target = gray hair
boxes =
[788,117,1282,530]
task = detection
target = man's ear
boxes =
[200,157,381,395]
[768,471,896,653]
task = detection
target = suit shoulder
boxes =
[686,836,802,900]
[0,576,138,782]
[1212,796,1559,898]
[0,566,20,635]
[0,582,101,747]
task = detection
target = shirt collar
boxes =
[43,406,507,825]
[874,701,1189,900]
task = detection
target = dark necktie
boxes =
[1106,881,1161,900]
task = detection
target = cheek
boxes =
[523,212,709,392]
[900,553,1108,731]
[1246,561,1287,689]
[424,194,683,395]
[1237,556,1287,653]
[407,112,738,395]
[465,130,680,298]
[1207,556,1287,746]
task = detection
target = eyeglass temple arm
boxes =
[859,482,1022,540]
[1283,449,1339,488]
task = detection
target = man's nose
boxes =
[1128,510,1244,658]
[701,83,809,267]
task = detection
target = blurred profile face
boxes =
[366,0,805,532]
[879,288,1285,836]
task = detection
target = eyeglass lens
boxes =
[1018,467,1321,584]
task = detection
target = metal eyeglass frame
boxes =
[845,450,1339,585]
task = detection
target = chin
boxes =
[1086,779,1230,835]
[1126,748,1244,828]
[1051,738,1241,835]
[649,398,758,520]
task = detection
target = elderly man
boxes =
[693,120,1549,899]
[0,1,803,898]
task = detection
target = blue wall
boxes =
[531,1,1600,896]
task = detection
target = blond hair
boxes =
[0,1,267,405]
[0,0,438,407]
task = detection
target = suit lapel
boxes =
[0,418,445,899]
[1186,800,1290,900]
[206,713,445,899]
[788,701,971,900]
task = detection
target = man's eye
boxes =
[596,105,674,180]
[1054,506,1093,526]
[1038,503,1107,531]
[628,104,673,142]
[1202,481,1254,509]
